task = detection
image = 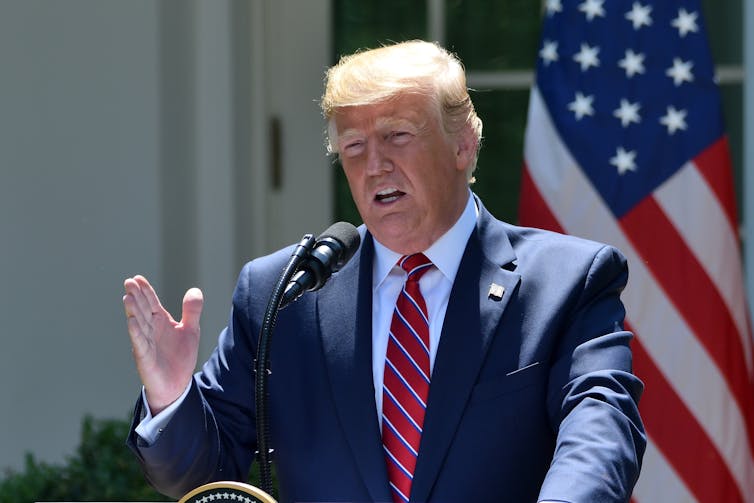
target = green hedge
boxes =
[0,415,272,502]
[0,415,171,502]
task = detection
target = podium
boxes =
[178,481,276,503]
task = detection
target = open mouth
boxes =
[375,187,405,204]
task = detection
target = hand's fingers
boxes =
[123,292,149,335]
[133,275,167,318]
[180,288,204,330]
[125,311,150,357]
[124,293,155,366]
[125,275,178,328]
[124,277,154,323]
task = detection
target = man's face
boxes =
[334,93,474,254]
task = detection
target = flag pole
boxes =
[745,0,754,334]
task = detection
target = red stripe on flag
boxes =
[518,164,565,233]
[693,136,738,230]
[621,196,754,455]
[631,330,744,502]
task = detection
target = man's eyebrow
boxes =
[337,129,364,144]
[375,116,419,130]
[337,116,423,144]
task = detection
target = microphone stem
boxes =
[255,233,315,496]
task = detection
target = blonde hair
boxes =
[321,40,483,180]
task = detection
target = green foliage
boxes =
[0,415,275,503]
[333,0,427,58]
[0,415,172,502]
[446,0,541,70]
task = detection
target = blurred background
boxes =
[0,0,747,495]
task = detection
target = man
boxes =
[124,40,645,502]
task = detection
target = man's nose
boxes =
[365,140,393,175]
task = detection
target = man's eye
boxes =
[390,131,412,144]
[342,141,364,156]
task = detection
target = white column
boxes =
[263,0,333,250]
[194,0,238,359]
[249,0,270,259]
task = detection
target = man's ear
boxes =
[454,124,478,172]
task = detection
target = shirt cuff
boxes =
[134,380,192,445]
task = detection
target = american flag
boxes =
[519,0,754,500]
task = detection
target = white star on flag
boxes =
[610,146,638,175]
[613,99,642,127]
[625,2,652,30]
[568,92,595,120]
[539,40,559,65]
[573,43,600,71]
[666,57,694,86]
[546,0,563,16]
[672,8,699,37]
[659,105,688,134]
[579,0,606,21]
[618,49,646,77]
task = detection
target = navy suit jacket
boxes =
[128,198,645,502]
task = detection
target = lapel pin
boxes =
[488,283,505,301]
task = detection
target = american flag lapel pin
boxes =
[488,283,505,301]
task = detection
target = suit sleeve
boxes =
[538,245,646,503]
[126,261,263,499]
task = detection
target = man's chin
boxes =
[368,221,430,254]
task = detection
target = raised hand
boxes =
[123,275,204,415]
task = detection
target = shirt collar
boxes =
[372,190,478,289]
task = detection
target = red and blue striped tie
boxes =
[382,253,433,503]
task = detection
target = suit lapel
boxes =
[316,202,520,502]
[317,234,392,502]
[411,202,521,502]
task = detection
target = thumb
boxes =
[180,287,204,329]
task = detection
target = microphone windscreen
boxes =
[318,221,360,262]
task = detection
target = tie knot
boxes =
[399,253,433,281]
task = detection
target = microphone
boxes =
[281,221,360,306]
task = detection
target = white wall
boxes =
[0,0,161,471]
[0,0,331,473]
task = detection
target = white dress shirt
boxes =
[370,191,477,426]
